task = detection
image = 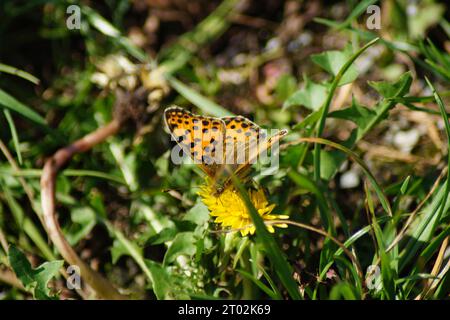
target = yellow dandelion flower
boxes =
[198,182,288,237]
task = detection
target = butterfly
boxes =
[164,106,288,194]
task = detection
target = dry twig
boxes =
[40,120,127,300]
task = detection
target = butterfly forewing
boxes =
[164,107,226,178]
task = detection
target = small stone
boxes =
[340,170,360,189]
[393,129,420,153]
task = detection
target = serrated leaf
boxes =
[368,72,413,98]
[327,72,412,145]
[283,79,328,110]
[8,245,63,300]
[329,97,376,128]
[311,49,359,85]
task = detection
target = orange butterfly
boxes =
[164,106,287,194]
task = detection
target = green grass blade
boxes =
[3,109,23,165]
[313,38,379,181]
[231,175,301,300]
[399,79,450,270]
[166,76,233,117]
[81,6,148,62]
[287,171,333,229]
[236,269,280,299]
[0,168,126,184]
[302,137,393,216]
[0,63,40,84]
[365,183,396,299]
[158,0,241,75]
[0,179,55,261]
[335,0,379,30]
[0,88,47,126]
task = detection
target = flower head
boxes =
[198,181,288,236]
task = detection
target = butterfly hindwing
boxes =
[221,115,287,186]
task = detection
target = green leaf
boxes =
[275,74,297,102]
[110,238,143,264]
[329,97,376,128]
[0,89,47,126]
[320,149,346,181]
[329,282,358,300]
[287,171,333,230]
[158,0,240,75]
[163,232,197,266]
[145,260,190,300]
[0,168,126,184]
[103,220,156,285]
[0,180,55,261]
[283,79,328,110]
[400,176,411,194]
[145,260,174,299]
[110,240,127,264]
[309,72,412,180]
[8,245,63,300]
[183,201,210,226]
[368,72,413,98]
[311,49,359,85]
[418,39,450,82]
[65,206,96,246]
[145,227,178,245]
[292,108,322,131]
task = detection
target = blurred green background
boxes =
[0,0,449,300]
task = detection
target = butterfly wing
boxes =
[220,115,288,185]
[164,106,226,179]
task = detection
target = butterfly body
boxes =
[164,106,287,194]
